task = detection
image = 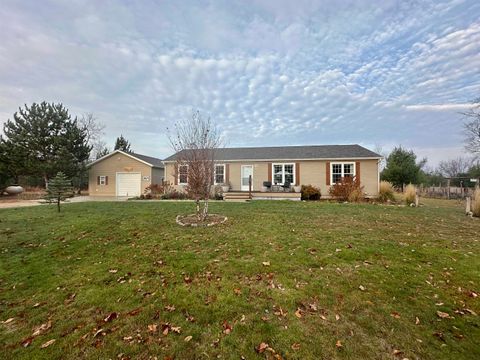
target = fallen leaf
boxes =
[256,342,269,353]
[234,288,242,295]
[147,324,158,333]
[162,324,170,335]
[104,312,118,323]
[109,269,118,273]
[291,342,301,351]
[335,314,340,321]
[295,309,303,318]
[171,326,181,334]
[436,311,450,319]
[359,285,366,291]
[40,339,56,349]
[392,349,403,355]
[93,328,104,338]
[391,312,401,319]
[184,335,192,342]
[415,317,420,325]
[184,276,192,284]
[336,340,343,348]
[164,305,176,312]
[126,307,142,316]
[2,318,14,324]
[468,291,478,298]
[433,332,445,342]
[262,262,270,266]
[223,321,232,334]
[464,308,478,316]
[64,293,76,305]
[32,321,52,336]
[21,337,34,348]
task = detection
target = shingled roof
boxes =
[163,144,381,162]
[88,150,164,168]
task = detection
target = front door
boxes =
[241,165,253,191]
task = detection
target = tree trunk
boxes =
[57,197,61,212]
[195,199,201,220]
[44,174,49,189]
[202,198,209,221]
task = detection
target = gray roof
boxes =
[129,152,164,168]
[164,144,382,162]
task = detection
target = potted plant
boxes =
[293,185,302,193]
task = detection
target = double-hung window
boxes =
[99,176,106,185]
[331,162,355,184]
[178,165,188,185]
[214,164,225,184]
[272,163,295,185]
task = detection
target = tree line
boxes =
[381,98,480,188]
[0,102,133,190]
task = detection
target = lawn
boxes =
[0,199,479,359]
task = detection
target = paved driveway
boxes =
[0,196,129,209]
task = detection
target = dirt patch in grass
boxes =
[176,213,227,227]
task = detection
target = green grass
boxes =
[0,199,479,359]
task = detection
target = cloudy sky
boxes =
[1,0,479,165]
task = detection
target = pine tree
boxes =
[114,135,132,153]
[44,172,73,212]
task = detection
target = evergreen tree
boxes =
[44,172,73,212]
[114,135,132,152]
[95,146,110,159]
[0,102,91,187]
[381,147,426,190]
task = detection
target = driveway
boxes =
[0,196,129,209]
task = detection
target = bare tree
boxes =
[79,113,106,160]
[168,111,222,221]
[437,157,473,178]
[463,101,480,157]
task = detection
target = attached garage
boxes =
[88,150,164,197]
[116,172,141,197]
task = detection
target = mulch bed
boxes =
[176,214,228,227]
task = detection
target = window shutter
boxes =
[295,163,300,185]
[97,176,100,185]
[355,161,361,184]
[326,162,331,186]
[268,163,272,182]
[105,176,108,185]
[174,164,178,185]
[225,164,230,183]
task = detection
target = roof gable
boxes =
[164,144,382,162]
[88,150,164,168]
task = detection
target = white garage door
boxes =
[116,173,141,197]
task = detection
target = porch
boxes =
[223,191,301,202]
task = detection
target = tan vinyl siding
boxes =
[164,158,379,197]
[88,153,152,196]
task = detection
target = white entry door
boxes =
[241,165,253,191]
[116,173,141,197]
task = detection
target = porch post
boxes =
[249,175,252,199]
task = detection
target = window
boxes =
[272,163,295,185]
[331,162,355,184]
[99,176,106,185]
[215,164,225,184]
[178,165,188,185]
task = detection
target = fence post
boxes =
[466,196,471,214]
[447,179,451,200]
[415,194,419,207]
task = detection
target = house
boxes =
[88,150,164,197]
[163,145,382,199]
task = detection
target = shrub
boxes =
[161,190,190,200]
[301,184,321,200]
[348,188,365,203]
[145,181,173,196]
[329,176,364,202]
[404,184,417,205]
[377,181,395,202]
[473,188,480,217]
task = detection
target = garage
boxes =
[116,172,141,197]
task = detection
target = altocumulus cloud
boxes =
[0,0,479,164]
